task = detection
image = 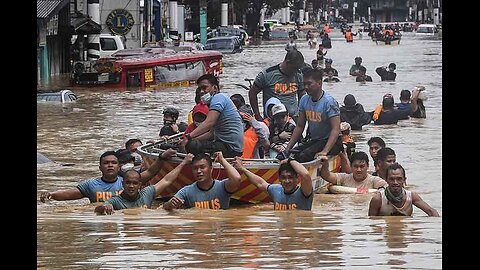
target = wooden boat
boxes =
[71,44,223,89]
[137,136,341,204]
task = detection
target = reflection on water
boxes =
[38,34,441,268]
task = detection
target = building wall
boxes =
[100,0,141,48]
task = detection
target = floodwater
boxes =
[37,31,442,269]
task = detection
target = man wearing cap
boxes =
[323,58,338,76]
[180,74,244,158]
[268,103,296,158]
[371,94,410,125]
[249,50,305,122]
[375,63,397,81]
[349,57,366,77]
[39,149,177,203]
[284,68,343,163]
[340,94,372,130]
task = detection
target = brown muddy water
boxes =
[38,32,442,269]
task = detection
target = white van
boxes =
[99,34,125,58]
[415,24,438,36]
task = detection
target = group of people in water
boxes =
[39,36,438,217]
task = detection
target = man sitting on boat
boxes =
[375,63,397,81]
[284,68,343,163]
[233,157,313,210]
[179,74,244,158]
[318,151,387,190]
[162,152,241,210]
[368,163,439,216]
[39,149,177,203]
[94,154,194,215]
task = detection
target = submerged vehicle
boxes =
[37,90,77,103]
[71,44,223,89]
[205,36,243,54]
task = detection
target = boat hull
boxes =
[139,142,341,203]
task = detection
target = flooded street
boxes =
[37,32,442,269]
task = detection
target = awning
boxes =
[37,0,70,19]
[71,16,101,34]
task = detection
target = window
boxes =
[100,38,118,51]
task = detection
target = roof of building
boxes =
[37,0,69,19]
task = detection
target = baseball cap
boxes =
[271,103,287,116]
[340,122,351,132]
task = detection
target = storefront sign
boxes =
[106,9,134,35]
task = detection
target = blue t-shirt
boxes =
[105,185,156,210]
[298,91,340,140]
[395,102,413,119]
[267,184,313,210]
[175,180,233,209]
[209,93,244,153]
[77,176,124,203]
[254,64,304,117]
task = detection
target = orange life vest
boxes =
[241,126,259,159]
[345,31,353,42]
[372,105,383,121]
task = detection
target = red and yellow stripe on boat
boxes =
[143,153,342,204]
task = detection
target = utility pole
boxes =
[200,0,207,45]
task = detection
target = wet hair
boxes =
[376,147,396,162]
[125,139,142,150]
[284,49,305,68]
[230,94,246,109]
[368,137,386,147]
[196,74,219,88]
[303,68,323,81]
[123,169,141,180]
[350,151,369,165]
[195,86,202,104]
[192,153,213,167]
[386,162,406,179]
[400,90,411,101]
[279,161,297,177]
[100,150,118,164]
